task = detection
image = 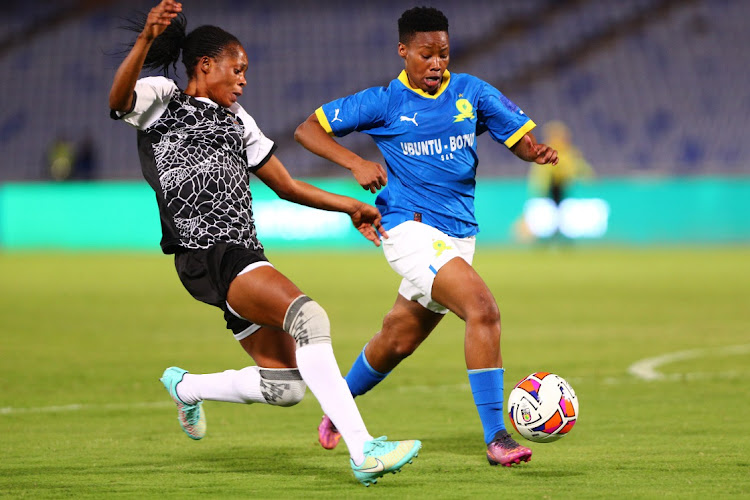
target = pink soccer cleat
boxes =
[486,431,532,467]
[318,415,342,450]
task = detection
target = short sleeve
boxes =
[232,104,276,171]
[315,86,389,137]
[476,81,536,148]
[111,76,178,130]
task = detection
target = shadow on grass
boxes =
[423,431,585,478]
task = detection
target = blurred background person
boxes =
[46,135,75,181]
[517,120,595,243]
[529,120,594,209]
[72,134,98,180]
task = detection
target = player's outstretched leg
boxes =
[486,430,532,467]
[350,437,422,486]
[160,366,206,440]
[318,414,342,450]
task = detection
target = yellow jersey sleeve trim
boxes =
[315,107,334,135]
[504,119,536,148]
[397,70,451,99]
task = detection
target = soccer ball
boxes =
[507,372,579,443]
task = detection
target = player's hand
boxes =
[532,142,559,165]
[350,159,388,193]
[349,202,389,246]
[511,132,558,165]
[142,0,182,42]
[519,134,559,165]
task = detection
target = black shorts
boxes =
[174,242,268,335]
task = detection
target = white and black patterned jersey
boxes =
[111,76,276,254]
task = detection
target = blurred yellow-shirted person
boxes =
[515,121,594,243]
[529,120,594,205]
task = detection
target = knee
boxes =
[465,293,501,328]
[380,312,423,359]
[259,368,306,407]
[283,296,331,347]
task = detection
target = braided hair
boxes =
[121,12,240,78]
[398,7,449,44]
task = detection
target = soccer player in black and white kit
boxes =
[109,0,420,486]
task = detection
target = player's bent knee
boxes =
[283,295,331,348]
[390,336,422,359]
[465,293,501,326]
[259,368,306,407]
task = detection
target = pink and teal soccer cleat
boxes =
[486,431,532,467]
[160,366,206,440]
[318,414,342,450]
[350,436,422,486]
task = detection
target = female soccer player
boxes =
[109,0,420,486]
[295,6,558,467]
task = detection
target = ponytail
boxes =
[120,12,188,78]
[119,13,239,80]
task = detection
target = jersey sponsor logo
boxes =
[400,138,443,156]
[448,133,475,151]
[399,132,475,159]
[331,109,343,123]
[399,112,419,126]
[453,98,475,122]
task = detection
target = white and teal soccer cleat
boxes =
[350,436,421,486]
[159,366,206,440]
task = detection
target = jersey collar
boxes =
[397,70,451,99]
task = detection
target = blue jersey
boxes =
[315,70,535,238]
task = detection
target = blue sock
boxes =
[468,368,506,444]
[344,348,390,397]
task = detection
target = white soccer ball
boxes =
[507,372,579,443]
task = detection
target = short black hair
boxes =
[398,6,449,44]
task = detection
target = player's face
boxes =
[203,43,248,108]
[398,31,450,95]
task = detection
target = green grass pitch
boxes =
[1,246,749,498]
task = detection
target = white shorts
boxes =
[382,220,475,314]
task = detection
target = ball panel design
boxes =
[516,378,542,401]
[560,396,576,418]
[507,372,579,443]
[559,419,576,435]
[534,410,562,434]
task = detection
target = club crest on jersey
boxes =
[433,240,452,257]
[453,98,475,122]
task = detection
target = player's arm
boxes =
[510,132,559,165]
[254,154,388,246]
[108,0,182,112]
[295,113,387,193]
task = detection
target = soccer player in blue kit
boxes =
[295,6,558,467]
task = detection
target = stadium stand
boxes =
[0,0,746,181]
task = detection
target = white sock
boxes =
[295,343,372,464]
[177,367,265,405]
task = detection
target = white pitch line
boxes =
[4,350,749,417]
[0,401,171,415]
[628,344,750,381]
